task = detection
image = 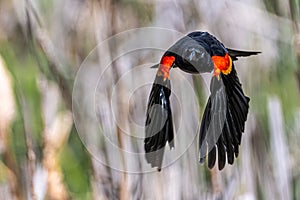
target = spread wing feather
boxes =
[199,64,249,170]
[144,76,174,171]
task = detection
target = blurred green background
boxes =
[0,0,299,199]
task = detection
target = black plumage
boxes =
[144,76,174,171]
[144,31,260,171]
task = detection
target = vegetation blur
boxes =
[0,0,299,199]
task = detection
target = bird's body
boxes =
[144,31,260,171]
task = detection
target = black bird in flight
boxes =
[144,31,260,171]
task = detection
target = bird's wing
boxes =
[199,65,249,170]
[144,76,174,171]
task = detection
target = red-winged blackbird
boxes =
[145,31,260,171]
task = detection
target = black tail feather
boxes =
[227,48,261,61]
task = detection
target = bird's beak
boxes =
[150,64,159,68]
